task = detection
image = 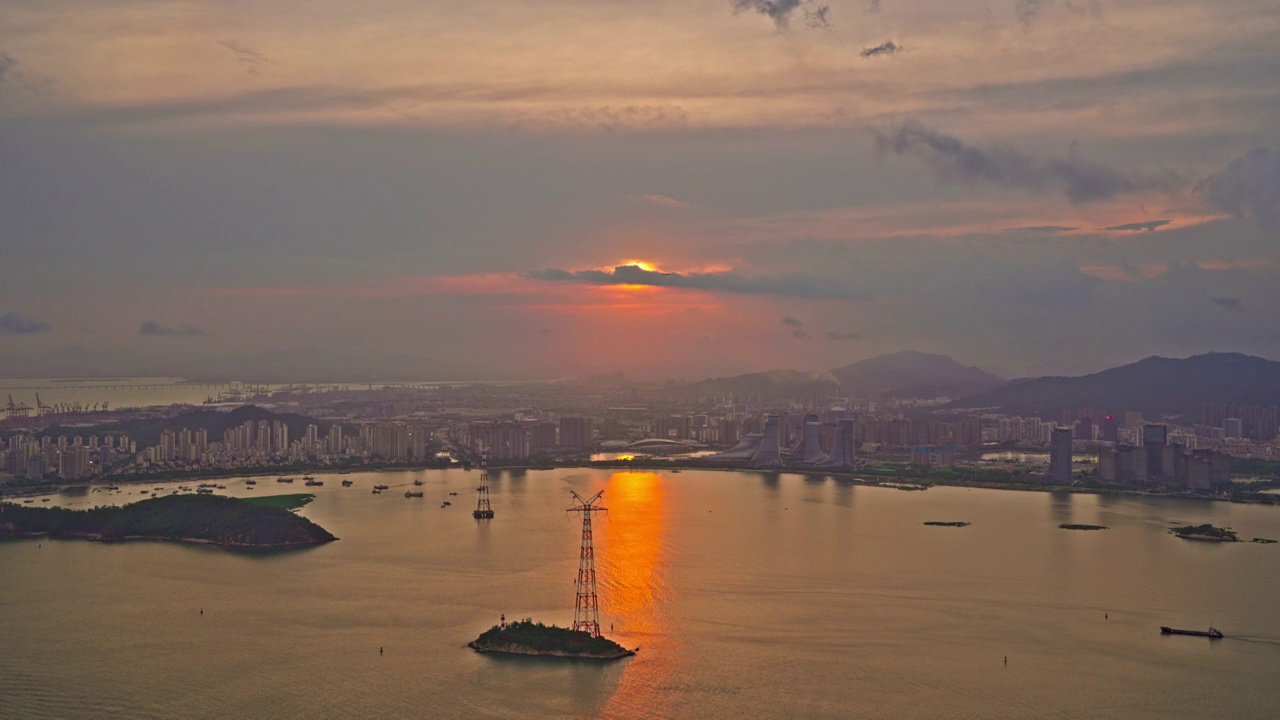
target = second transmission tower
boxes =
[473,448,494,519]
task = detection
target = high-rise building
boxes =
[559,416,593,449]
[814,417,855,468]
[1143,424,1167,481]
[955,417,983,447]
[788,420,826,463]
[750,415,782,466]
[910,445,956,467]
[1049,427,1073,483]
[1223,418,1243,439]
[601,418,624,441]
[1099,415,1119,443]
[1074,418,1094,441]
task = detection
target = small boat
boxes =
[671,469,683,474]
[41,498,50,502]
[23,499,33,504]
[374,484,389,491]
[413,479,423,486]
[448,492,458,496]
[1161,626,1224,639]
[372,489,381,495]
[304,479,324,487]
[302,475,315,482]
[277,477,293,483]
[405,491,424,498]
[341,479,353,487]
[246,479,257,485]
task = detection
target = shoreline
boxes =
[466,640,635,661]
[0,529,333,549]
[5,459,1274,509]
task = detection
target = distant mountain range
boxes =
[679,350,1280,419]
[679,369,841,402]
[830,350,1006,399]
[679,351,1004,401]
[947,352,1280,418]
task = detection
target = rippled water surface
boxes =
[3,469,1279,719]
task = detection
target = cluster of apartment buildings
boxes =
[1042,422,1234,490]
[1,417,447,481]
[458,416,594,460]
[0,434,115,480]
[1093,424,1232,490]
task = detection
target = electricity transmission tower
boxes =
[567,489,607,637]
[473,448,494,519]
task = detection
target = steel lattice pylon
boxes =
[567,489,607,638]
[473,448,494,519]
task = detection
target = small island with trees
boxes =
[0,493,336,548]
[1169,524,1239,542]
[468,619,635,660]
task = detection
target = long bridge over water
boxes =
[0,383,232,392]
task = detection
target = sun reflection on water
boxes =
[597,471,678,718]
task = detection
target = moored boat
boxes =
[1161,626,1224,639]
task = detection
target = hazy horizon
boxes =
[4,0,1279,380]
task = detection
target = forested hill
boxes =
[0,494,337,548]
[947,352,1280,418]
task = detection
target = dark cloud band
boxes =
[529,265,870,301]
[1,312,50,334]
[875,121,1179,204]
[139,321,207,337]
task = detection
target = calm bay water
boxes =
[0,377,220,410]
[3,469,1279,719]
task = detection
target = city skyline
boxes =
[3,0,1279,379]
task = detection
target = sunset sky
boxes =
[2,0,1279,379]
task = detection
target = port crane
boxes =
[5,394,33,420]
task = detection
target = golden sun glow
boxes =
[618,259,661,272]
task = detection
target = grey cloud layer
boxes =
[217,39,269,76]
[1202,147,1280,230]
[529,265,870,301]
[1,312,50,334]
[875,121,1179,204]
[861,40,900,58]
[139,321,206,337]
[732,0,830,29]
[1105,220,1170,232]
